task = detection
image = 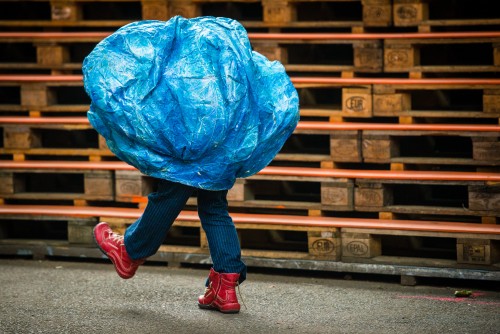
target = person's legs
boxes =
[124,179,194,259]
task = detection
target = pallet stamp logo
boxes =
[346,241,368,256]
[387,51,408,66]
[312,239,335,254]
[346,96,366,112]
[463,245,486,262]
[397,6,417,20]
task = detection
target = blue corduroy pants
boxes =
[124,179,247,282]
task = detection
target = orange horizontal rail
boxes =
[0,160,499,182]
[1,75,500,86]
[1,31,500,40]
[1,117,499,132]
[1,204,499,234]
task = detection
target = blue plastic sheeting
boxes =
[83,16,299,190]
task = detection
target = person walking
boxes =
[84,16,299,314]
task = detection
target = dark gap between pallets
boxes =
[397,136,472,159]
[246,180,321,203]
[296,2,362,22]
[0,86,21,104]
[240,229,309,253]
[37,129,98,149]
[286,44,353,66]
[410,89,483,112]
[13,172,84,193]
[201,2,263,22]
[68,43,98,63]
[0,43,36,63]
[52,86,90,105]
[81,2,142,21]
[297,87,342,109]
[0,219,67,240]
[428,0,500,20]
[0,1,51,20]
[392,184,468,208]
[419,44,493,67]
[381,235,456,260]
[280,134,330,155]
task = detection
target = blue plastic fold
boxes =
[83,16,299,190]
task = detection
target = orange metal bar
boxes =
[0,204,499,234]
[1,31,500,41]
[1,117,499,133]
[2,75,500,86]
[0,161,499,182]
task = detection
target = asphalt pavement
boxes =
[0,259,499,334]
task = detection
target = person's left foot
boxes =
[198,268,241,313]
[93,222,145,279]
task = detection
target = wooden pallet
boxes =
[1,204,499,279]
[0,117,111,161]
[328,128,500,167]
[0,0,389,30]
[3,75,500,122]
[384,36,500,74]
[0,169,114,204]
[393,0,500,31]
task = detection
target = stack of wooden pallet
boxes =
[0,0,499,283]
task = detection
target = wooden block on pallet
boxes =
[353,41,383,73]
[362,0,392,27]
[483,89,500,113]
[342,232,382,259]
[330,131,362,162]
[342,87,372,118]
[321,180,354,211]
[227,179,254,202]
[384,43,419,72]
[472,137,500,163]
[3,125,41,149]
[21,84,56,108]
[0,172,14,194]
[468,185,500,212]
[457,239,500,265]
[51,1,82,21]
[36,44,69,66]
[253,43,288,63]
[84,171,114,198]
[308,230,341,260]
[115,170,155,201]
[362,134,400,162]
[142,0,169,20]
[373,93,411,116]
[168,0,200,18]
[393,0,428,27]
[355,182,393,208]
[262,0,296,25]
[68,219,96,244]
[494,44,500,67]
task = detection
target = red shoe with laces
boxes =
[198,268,241,314]
[93,222,145,279]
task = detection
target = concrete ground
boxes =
[0,259,499,334]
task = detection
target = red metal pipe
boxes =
[0,161,499,182]
[1,117,499,133]
[0,204,499,234]
[2,75,500,86]
[1,31,500,40]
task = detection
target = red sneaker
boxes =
[93,222,145,279]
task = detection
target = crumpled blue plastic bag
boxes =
[83,16,299,190]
